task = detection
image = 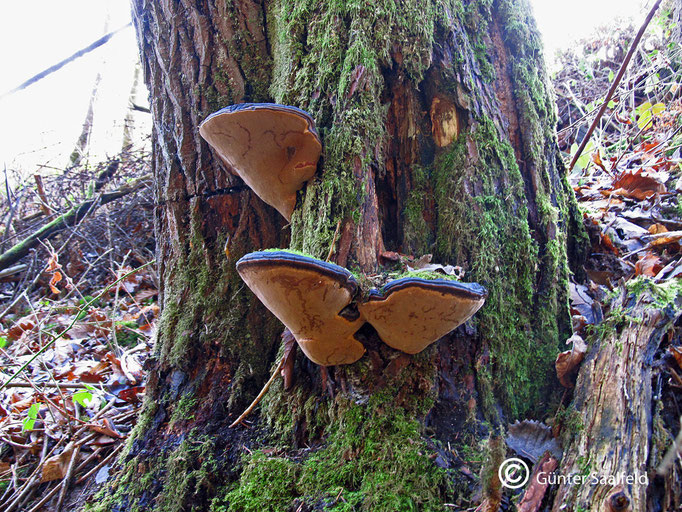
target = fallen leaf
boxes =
[46,253,61,272]
[41,442,74,482]
[611,169,666,201]
[117,386,145,403]
[7,315,38,341]
[409,254,433,269]
[49,271,63,294]
[591,150,607,173]
[506,420,563,462]
[135,289,158,301]
[555,334,587,388]
[635,253,663,277]
[517,453,559,512]
[87,418,123,439]
[670,346,682,369]
[648,223,669,234]
[599,233,619,255]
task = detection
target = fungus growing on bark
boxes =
[358,277,487,354]
[236,251,365,366]
[199,103,322,220]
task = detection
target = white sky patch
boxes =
[0,0,147,178]
[530,0,647,63]
[0,0,649,178]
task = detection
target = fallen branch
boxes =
[0,175,151,272]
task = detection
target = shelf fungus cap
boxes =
[199,103,322,221]
[236,251,365,366]
[358,277,487,354]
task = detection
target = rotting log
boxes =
[552,280,682,511]
[0,175,151,271]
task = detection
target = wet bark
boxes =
[91,0,586,510]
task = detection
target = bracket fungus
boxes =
[237,250,488,366]
[358,277,487,354]
[199,103,322,220]
[236,251,366,366]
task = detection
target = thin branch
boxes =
[568,0,663,171]
[230,355,286,428]
[0,24,132,98]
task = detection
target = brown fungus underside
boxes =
[237,250,487,365]
[199,103,322,221]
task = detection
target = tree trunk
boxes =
[92,0,586,510]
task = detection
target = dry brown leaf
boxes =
[555,334,587,388]
[648,223,669,234]
[599,233,619,255]
[591,150,607,173]
[40,442,74,482]
[650,233,682,247]
[87,418,123,439]
[670,346,682,369]
[635,253,663,277]
[611,169,666,201]
[118,386,145,403]
[49,270,63,294]
[135,289,158,301]
[46,253,61,272]
[7,315,38,341]
[116,386,144,404]
[518,453,559,512]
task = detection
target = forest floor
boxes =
[0,11,681,512]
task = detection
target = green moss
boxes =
[262,247,318,258]
[403,166,432,255]
[390,270,462,282]
[114,321,142,347]
[270,0,444,259]
[89,432,221,512]
[216,453,299,512]
[217,397,450,512]
[432,117,556,418]
[627,276,682,308]
[169,393,198,426]
[479,434,505,502]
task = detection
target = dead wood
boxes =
[552,284,682,511]
[0,175,150,272]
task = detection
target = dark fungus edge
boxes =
[367,277,488,302]
[235,251,359,296]
[201,103,321,143]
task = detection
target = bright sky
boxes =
[0,0,648,178]
[531,0,647,61]
[0,1,148,179]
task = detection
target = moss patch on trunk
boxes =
[215,397,451,512]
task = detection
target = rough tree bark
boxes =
[92,0,586,510]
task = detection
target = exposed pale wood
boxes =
[553,287,682,511]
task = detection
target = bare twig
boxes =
[230,355,286,428]
[569,0,663,171]
[56,443,80,512]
